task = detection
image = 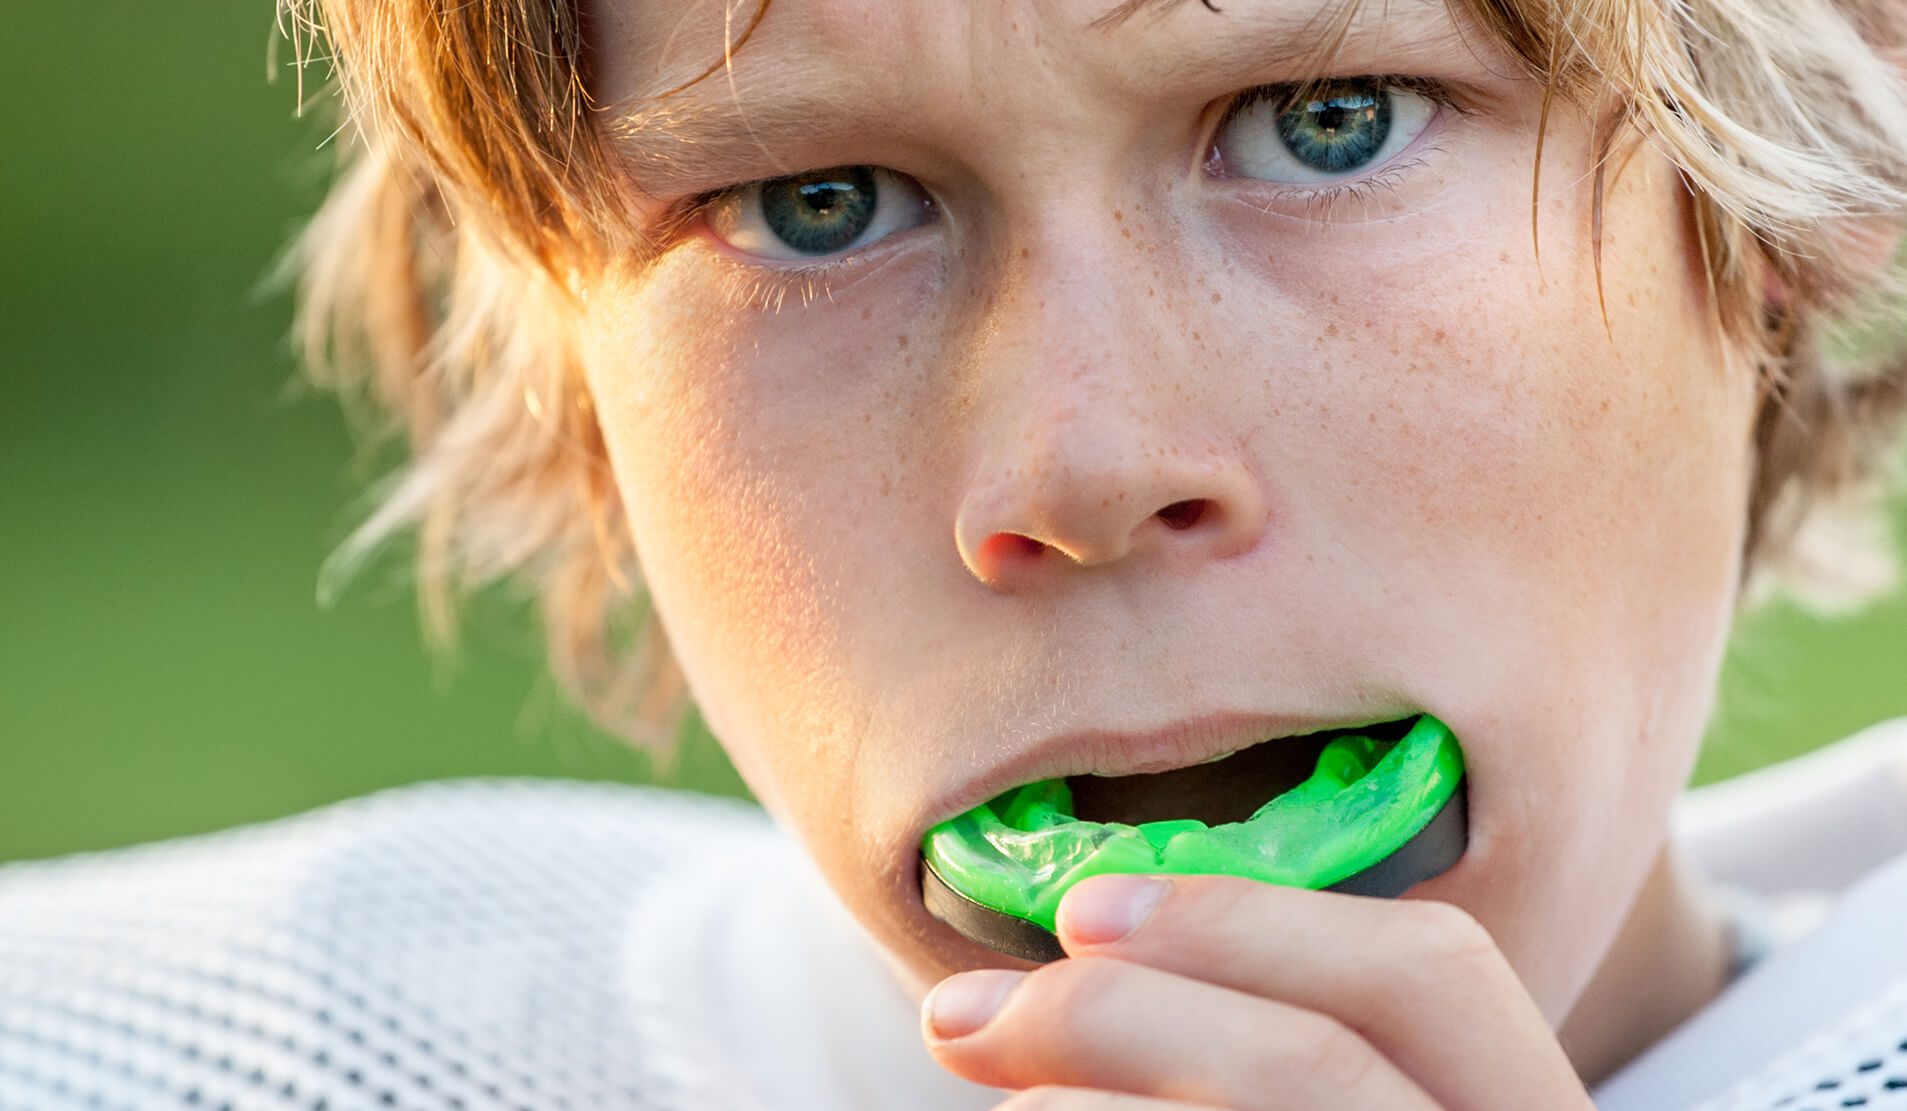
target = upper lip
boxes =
[919,709,1416,835]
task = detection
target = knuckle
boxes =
[1410,899,1500,967]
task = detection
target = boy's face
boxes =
[577,0,1759,1020]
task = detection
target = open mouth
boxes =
[1064,714,1421,826]
[919,713,1467,962]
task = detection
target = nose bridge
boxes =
[980,189,1188,420]
[952,212,1270,588]
[1000,229,1178,479]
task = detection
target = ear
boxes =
[1832,213,1905,285]
[1764,214,1904,310]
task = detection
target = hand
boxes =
[918,873,1594,1110]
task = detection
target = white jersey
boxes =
[0,778,998,1111]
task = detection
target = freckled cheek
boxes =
[574,278,934,726]
[1280,192,1745,602]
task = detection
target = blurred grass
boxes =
[0,6,1902,864]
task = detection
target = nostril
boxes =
[979,532,1047,566]
[1156,499,1209,530]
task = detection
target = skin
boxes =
[573,0,1762,1101]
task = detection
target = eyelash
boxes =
[670,75,1475,312]
[1210,74,1471,138]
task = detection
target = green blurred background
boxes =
[3,6,1904,865]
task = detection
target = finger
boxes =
[994,1085,1231,1110]
[1054,874,1588,1111]
[923,958,1441,1111]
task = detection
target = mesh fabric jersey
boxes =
[0,780,998,1111]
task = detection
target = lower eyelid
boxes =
[703,216,927,273]
[1203,138,1455,231]
[697,225,926,307]
[1285,149,1433,199]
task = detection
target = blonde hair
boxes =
[275,0,1907,756]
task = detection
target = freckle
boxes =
[1324,322,1339,337]
[1121,227,1132,238]
[1210,292,1222,303]
[898,333,909,348]
[1499,250,1511,264]
[1114,209,1124,222]
[1020,247,1030,259]
[1147,286,1155,297]
[860,305,872,321]
[880,473,892,496]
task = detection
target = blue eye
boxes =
[704,165,934,261]
[1215,78,1440,185]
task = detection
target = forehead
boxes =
[588,0,1490,195]
[594,0,1466,95]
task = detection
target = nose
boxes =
[952,242,1270,591]
[955,449,1268,588]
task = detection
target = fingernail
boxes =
[923,970,1026,1040]
[1059,874,1168,946]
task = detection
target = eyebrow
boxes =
[607,46,869,200]
[604,0,1450,199]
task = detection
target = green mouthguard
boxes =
[920,714,1466,957]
